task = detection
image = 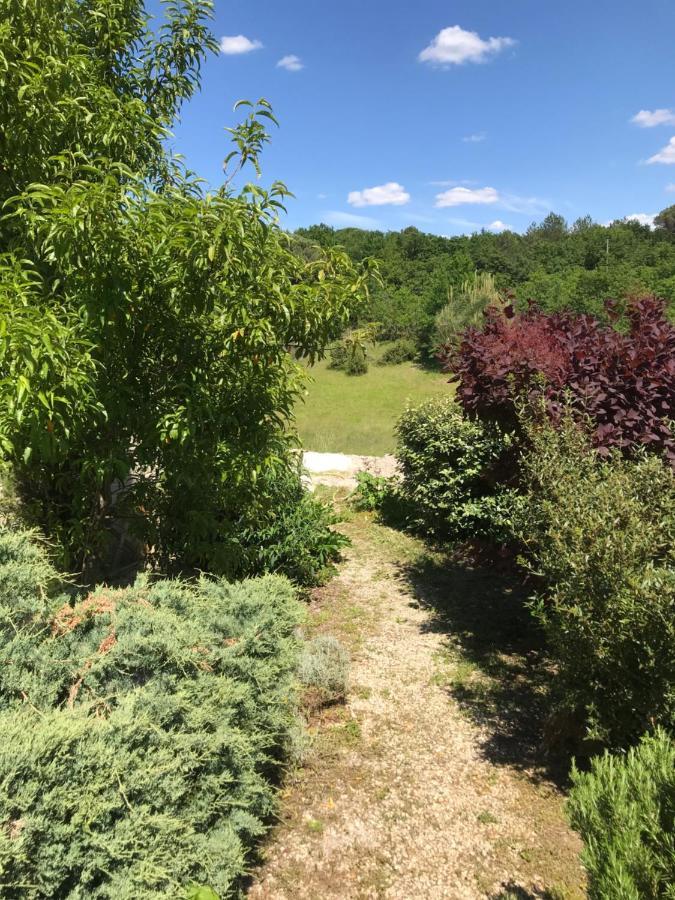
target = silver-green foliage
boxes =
[519,417,675,746]
[395,397,522,542]
[0,528,303,898]
[433,271,501,349]
[568,729,675,899]
[298,635,350,700]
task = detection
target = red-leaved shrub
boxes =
[443,297,675,464]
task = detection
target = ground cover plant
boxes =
[0,0,370,578]
[0,527,304,898]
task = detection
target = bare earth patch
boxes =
[302,451,398,491]
[248,513,585,900]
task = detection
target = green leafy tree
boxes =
[0,0,370,574]
[655,204,675,234]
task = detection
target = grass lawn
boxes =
[294,343,452,455]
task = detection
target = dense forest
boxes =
[296,212,675,351]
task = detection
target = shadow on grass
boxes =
[398,549,570,785]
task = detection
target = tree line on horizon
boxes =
[295,209,675,354]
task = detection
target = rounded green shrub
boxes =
[377,339,418,366]
[395,397,521,542]
[298,635,350,701]
[345,342,368,376]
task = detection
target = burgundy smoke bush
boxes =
[443,297,675,464]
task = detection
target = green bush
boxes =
[568,729,675,899]
[377,339,418,366]
[345,342,368,376]
[350,472,393,512]
[395,397,522,542]
[519,417,675,747]
[0,528,303,898]
[328,342,349,370]
[298,635,350,701]
[235,466,348,586]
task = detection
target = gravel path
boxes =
[302,451,397,490]
[249,516,584,900]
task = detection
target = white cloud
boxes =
[435,185,499,207]
[667,184,675,193]
[488,219,511,231]
[348,182,410,207]
[462,132,486,143]
[625,213,657,229]
[648,137,675,164]
[220,35,263,55]
[277,54,304,71]
[317,192,328,200]
[631,109,675,127]
[419,25,515,66]
[324,210,381,228]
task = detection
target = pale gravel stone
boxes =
[248,520,584,900]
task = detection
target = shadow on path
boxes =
[398,549,570,786]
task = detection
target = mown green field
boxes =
[294,344,452,455]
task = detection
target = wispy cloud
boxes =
[647,137,675,164]
[220,35,263,55]
[324,210,381,228]
[499,193,551,215]
[462,132,487,143]
[429,178,478,187]
[631,109,675,127]
[348,182,410,207]
[667,184,675,193]
[625,212,657,228]
[277,54,304,71]
[435,186,499,207]
[419,25,515,67]
[447,216,482,230]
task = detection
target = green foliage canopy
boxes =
[0,0,370,573]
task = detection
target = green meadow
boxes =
[294,344,452,456]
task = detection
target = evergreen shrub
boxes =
[377,339,418,366]
[568,729,675,899]
[0,528,303,898]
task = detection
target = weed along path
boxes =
[248,508,585,900]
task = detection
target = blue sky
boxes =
[161,0,675,236]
